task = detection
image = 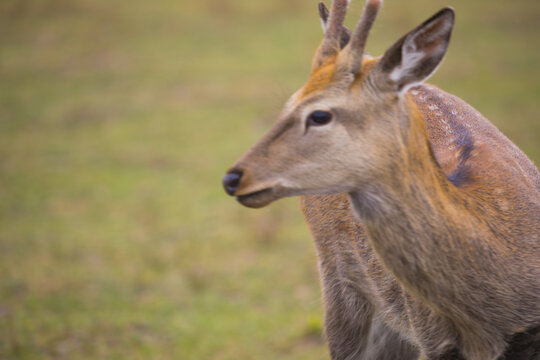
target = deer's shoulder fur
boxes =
[300,83,540,358]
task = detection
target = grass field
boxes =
[0,0,538,359]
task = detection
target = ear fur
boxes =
[318,2,330,33]
[318,2,352,49]
[375,7,455,93]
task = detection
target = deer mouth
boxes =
[236,187,276,208]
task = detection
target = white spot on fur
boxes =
[428,104,438,111]
[411,90,419,96]
[497,198,509,211]
[435,340,452,353]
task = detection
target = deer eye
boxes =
[307,110,333,127]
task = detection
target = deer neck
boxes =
[348,95,469,299]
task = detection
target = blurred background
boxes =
[0,0,538,359]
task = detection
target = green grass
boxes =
[0,0,538,359]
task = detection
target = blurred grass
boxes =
[0,0,538,359]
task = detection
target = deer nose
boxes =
[223,169,243,196]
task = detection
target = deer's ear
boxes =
[318,2,352,49]
[375,7,454,93]
[318,2,331,33]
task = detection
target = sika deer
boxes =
[222,1,540,359]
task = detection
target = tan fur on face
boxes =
[300,56,380,104]
[300,55,339,100]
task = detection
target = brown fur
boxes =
[302,56,339,99]
[301,83,540,359]
[223,3,540,359]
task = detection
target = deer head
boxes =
[223,0,454,208]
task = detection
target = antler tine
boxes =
[348,0,382,73]
[319,0,350,56]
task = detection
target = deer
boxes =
[222,0,540,359]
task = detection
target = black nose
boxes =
[222,169,243,196]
